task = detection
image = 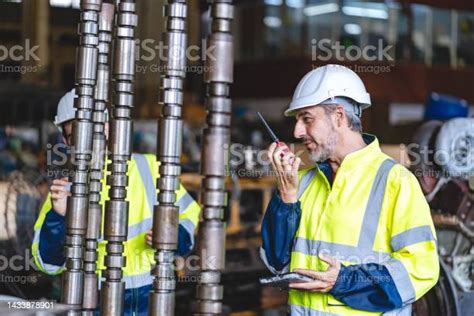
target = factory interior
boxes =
[0,0,473,315]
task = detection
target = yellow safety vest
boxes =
[31,153,201,289]
[289,137,439,315]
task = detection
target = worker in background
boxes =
[31,89,201,315]
[261,64,439,315]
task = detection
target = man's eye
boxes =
[303,117,312,124]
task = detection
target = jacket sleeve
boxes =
[39,210,66,265]
[31,194,66,275]
[330,166,439,312]
[176,183,201,256]
[329,263,403,312]
[382,166,439,304]
[260,191,301,274]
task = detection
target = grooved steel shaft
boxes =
[100,0,137,315]
[149,1,187,315]
[82,3,114,315]
[194,1,234,314]
[61,0,102,313]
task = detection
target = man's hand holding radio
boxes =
[268,141,301,203]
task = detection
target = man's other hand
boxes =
[289,254,341,293]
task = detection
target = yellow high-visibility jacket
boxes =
[288,136,439,315]
[31,153,201,289]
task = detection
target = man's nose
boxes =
[293,120,306,139]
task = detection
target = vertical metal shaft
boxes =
[149,1,187,315]
[100,1,137,315]
[194,1,234,314]
[82,3,114,315]
[61,0,102,311]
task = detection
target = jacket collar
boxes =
[318,133,381,174]
[338,133,381,170]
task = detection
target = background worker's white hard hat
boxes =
[285,64,371,117]
[54,88,109,131]
[54,88,76,127]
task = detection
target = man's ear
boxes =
[335,105,345,128]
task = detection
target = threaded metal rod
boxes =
[194,1,234,314]
[149,1,188,315]
[100,1,137,315]
[82,3,114,315]
[61,0,102,313]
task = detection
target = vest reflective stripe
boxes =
[290,304,337,316]
[293,300,413,315]
[357,159,396,249]
[132,153,156,213]
[127,217,153,240]
[133,153,194,213]
[293,237,391,263]
[382,304,412,316]
[126,193,195,240]
[122,271,153,289]
[298,168,317,198]
[391,225,436,252]
[32,229,64,274]
[382,259,416,304]
[177,192,194,214]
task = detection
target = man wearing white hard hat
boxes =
[261,64,439,315]
[31,89,201,315]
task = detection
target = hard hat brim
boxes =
[284,97,371,117]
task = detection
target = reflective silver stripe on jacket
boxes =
[292,159,417,304]
[290,305,337,316]
[131,154,195,240]
[391,225,436,252]
[297,168,317,199]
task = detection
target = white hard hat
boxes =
[54,88,109,131]
[54,89,76,127]
[285,64,371,117]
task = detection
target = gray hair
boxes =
[346,111,363,133]
[322,103,363,133]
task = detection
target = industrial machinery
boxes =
[410,118,474,316]
[3,0,472,315]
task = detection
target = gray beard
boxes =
[309,133,338,163]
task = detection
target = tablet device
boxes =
[259,272,313,287]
